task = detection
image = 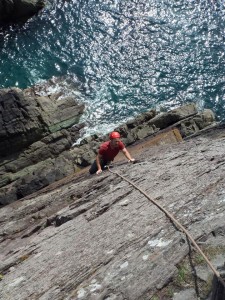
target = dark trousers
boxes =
[89,159,108,174]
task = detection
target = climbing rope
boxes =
[107,166,225,287]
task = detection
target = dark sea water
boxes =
[1,0,225,138]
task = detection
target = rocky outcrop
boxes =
[0,87,84,204]
[0,0,45,24]
[0,123,225,299]
[0,88,84,156]
[0,89,216,205]
[73,103,216,169]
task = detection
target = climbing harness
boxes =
[107,166,225,288]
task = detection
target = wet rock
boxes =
[147,103,198,130]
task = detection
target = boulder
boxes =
[147,103,198,129]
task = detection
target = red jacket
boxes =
[98,141,125,161]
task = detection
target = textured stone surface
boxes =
[0,125,225,299]
[0,87,85,204]
[0,88,84,156]
[173,289,197,300]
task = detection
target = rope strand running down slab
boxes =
[107,166,225,288]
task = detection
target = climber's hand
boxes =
[128,158,135,163]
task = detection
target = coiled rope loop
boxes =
[107,166,225,287]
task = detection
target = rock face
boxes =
[0,0,45,24]
[0,87,84,204]
[0,124,225,299]
[72,103,216,169]
[0,88,84,156]
[0,89,216,205]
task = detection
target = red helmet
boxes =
[109,131,121,139]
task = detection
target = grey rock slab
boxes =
[1,127,225,299]
[173,288,198,300]
[195,265,212,282]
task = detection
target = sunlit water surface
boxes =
[1,0,225,138]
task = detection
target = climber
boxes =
[89,131,135,175]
